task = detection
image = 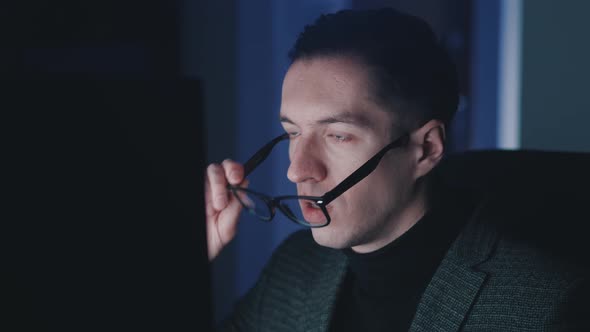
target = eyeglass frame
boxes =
[228,132,410,228]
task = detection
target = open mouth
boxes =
[306,201,321,209]
[299,200,331,224]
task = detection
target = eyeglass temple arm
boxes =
[242,133,290,177]
[321,134,409,205]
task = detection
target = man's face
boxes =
[280,56,424,252]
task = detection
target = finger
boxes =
[206,191,244,261]
[221,159,245,186]
[204,174,216,218]
[232,179,252,207]
[207,164,229,211]
[216,194,244,245]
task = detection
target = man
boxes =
[205,8,587,331]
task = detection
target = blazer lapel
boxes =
[302,249,348,332]
[409,254,487,332]
[410,195,500,332]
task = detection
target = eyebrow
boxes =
[280,111,374,129]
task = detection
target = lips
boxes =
[299,200,331,225]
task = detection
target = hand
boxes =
[205,159,247,261]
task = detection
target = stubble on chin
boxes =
[310,225,350,249]
[309,219,364,250]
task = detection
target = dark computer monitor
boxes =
[3,77,212,331]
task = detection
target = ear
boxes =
[410,119,446,179]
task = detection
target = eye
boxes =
[327,133,351,143]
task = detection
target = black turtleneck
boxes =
[329,187,473,332]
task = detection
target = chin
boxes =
[310,226,351,249]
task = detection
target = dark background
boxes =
[1,1,180,77]
[2,1,211,330]
[3,79,210,331]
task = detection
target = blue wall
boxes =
[469,0,501,149]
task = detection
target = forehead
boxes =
[282,56,373,108]
[280,56,393,128]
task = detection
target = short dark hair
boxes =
[288,8,459,130]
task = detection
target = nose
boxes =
[287,137,327,184]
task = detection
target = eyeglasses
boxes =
[228,133,409,228]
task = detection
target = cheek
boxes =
[349,162,413,213]
[339,175,396,216]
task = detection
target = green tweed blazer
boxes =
[221,196,589,331]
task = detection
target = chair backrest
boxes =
[437,149,590,267]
